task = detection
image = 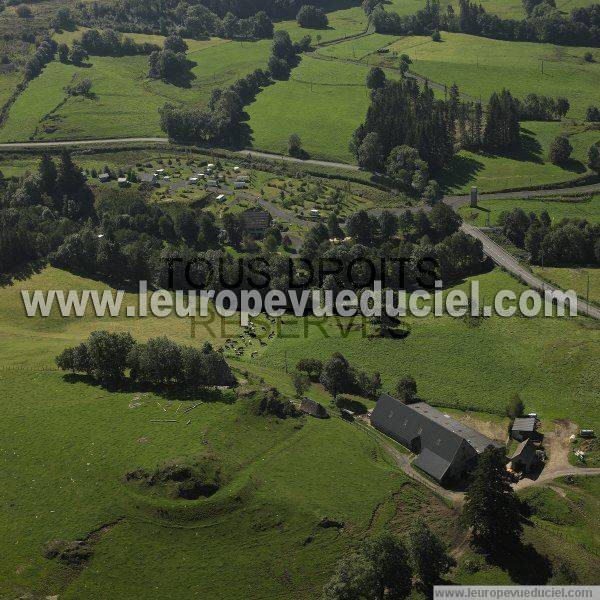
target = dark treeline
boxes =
[159,30,306,144]
[77,0,328,40]
[370,0,600,46]
[79,28,159,56]
[1,151,486,296]
[0,150,95,275]
[24,37,57,80]
[351,79,523,190]
[159,67,272,144]
[500,207,600,266]
[148,35,194,82]
[56,331,236,389]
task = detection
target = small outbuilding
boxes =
[98,173,110,183]
[511,417,537,441]
[234,181,247,189]
[299,398,329,419]
[215,194,226,202]
[508,438,538,473]
[117,177,128,187]
[206,179,219,187]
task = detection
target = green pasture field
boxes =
[1,261,599,596]
[363,33,600,119]
[276,5,369,44]
[0,266,458,598]
[247,54,402,162]
[0,39,271,142]
[532,266,600,305]
[387,0,598,19]
[459,193,600,226]
[519,477,600,579]
[444,121,598,194]
[252,269,600,429]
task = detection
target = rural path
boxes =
[0,138,361,171]
[462,222,600,320]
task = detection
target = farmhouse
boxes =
[511,417,537,441]
[371,394,503,484]
[241,207,272,238]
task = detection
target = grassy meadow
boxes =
[0,258,599,596]
[0,38,271,142]
[275,5,369,43]
[252,269,600,429]
[532,266,600,305]
[361,33,600,119]
[0,266,454,598]
[459,193,600,226]
[247,54,400,162]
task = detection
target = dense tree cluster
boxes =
[370,0,600,46]
[24,37,57,80]
[350,78,454,173]
[319,352,382,400]
[324,524,453,598]
[80,28,159,56]
[56,331,235,388]
[79,0,314,41]
[296,4,328,28]
[483,89,521,151]
[268,30,305,80]
[500,207,600,266]
[159,67,271,143]
[148,41,192,82]
[462,447,523,552]
[0,150,96,274]
[515,93,570,121]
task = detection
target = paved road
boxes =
[463,222,600,320]
[0,138,360,171]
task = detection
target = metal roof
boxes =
[512,417,536,432]
[371,394,503,481]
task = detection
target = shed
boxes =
[508,438,538,473]
[511,417,537,441]
[206,179,218,187]
[117,177,128,187]
[234,181,247,189]
[233,166,240,172]
[98,173,110,183]
[299,398,329,419]
[188,177,198,184]
[215,194,226,202]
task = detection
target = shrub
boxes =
[548,135,572,165]
[15,3,32,18]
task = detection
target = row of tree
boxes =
[159,67,271,143]
[79,0,317,40]
[500,207,600,266]
[56,331,236,388]
[79,28,159,56]
[370,0,600,46]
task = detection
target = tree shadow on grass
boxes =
[0,259,46,287]
[485,540,552,584]
[438,154,485,192]
[61,373,237,404]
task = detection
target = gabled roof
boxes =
[509,438,536,462]
[413,448,453,481]
[372,394,502,462]
[512,417,536,432]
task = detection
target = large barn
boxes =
[371,393,503,485]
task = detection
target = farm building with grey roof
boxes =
[371,394,503,484]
